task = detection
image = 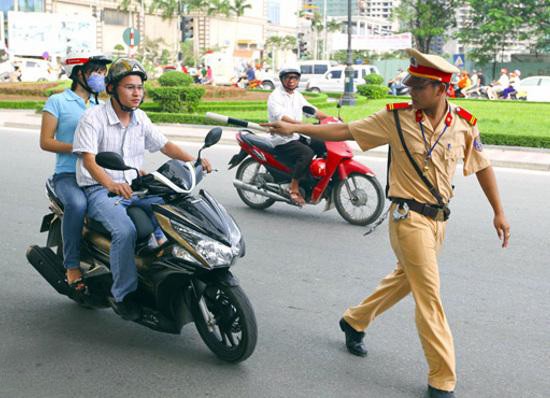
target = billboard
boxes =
[7,11,96,57]
[331,32,413,52]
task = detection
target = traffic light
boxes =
[298,33,308,58]
[180,16,194,42]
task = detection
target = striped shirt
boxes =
[73,98,168,186]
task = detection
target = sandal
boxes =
[67,269,87,293]
[289,190,306,207]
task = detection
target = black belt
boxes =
[391,198,451,222]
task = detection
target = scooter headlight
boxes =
[170,221,236,267]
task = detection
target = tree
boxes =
[394,0,458,53]
[207,0,231,17]
[457,0,550,74]
[230,0,252,17]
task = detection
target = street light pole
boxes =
[341,0,355,105]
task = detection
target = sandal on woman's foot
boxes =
[289,190,305,207]
[67,270,87,293]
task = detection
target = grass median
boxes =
[199,98,550,148]
[1,96,549,148]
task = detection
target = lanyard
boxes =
[417,110,451,171]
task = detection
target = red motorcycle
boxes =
[208,108,384,226]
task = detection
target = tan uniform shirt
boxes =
[349,103,490,204]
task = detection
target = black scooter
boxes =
[26,128,257,363]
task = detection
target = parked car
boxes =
[297,60,338,90]
[306,64,380,93]
[517,76,550,102]
[16,58,56,82]
[258,60,338,91]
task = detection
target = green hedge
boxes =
[0,100,45,109]
[357,84,388,99]
[365,74,384,85]
[148,85,205,113]
[481,133,550,148]
[158,71,193,87]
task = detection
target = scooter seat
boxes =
[241,132,276,153]
[46,179,154,243]
[86,206,155,243]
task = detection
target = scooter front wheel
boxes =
[334,173,384,226]
[192,284,257,363]
[235,157,276,209]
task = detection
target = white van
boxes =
[306,64,380,93]
[297,60,338,89]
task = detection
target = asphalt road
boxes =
[1,127,549,398]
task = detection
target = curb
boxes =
[2,120,550,172]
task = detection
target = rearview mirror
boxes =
[302,105,316,117]
[204,127,222,148]
[96,152,132,171]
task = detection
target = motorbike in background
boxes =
[26,128,257,363]
[208,107,385,226]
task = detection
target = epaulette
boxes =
[386,102,412,111]
[455,106,477,126]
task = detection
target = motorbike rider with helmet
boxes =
[267,65,329,206]
[72,58,212,321]
[40,51,112,293]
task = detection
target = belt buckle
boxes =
[434,210,445,222]
[393,202,409,221]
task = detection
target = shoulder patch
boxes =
[386,102,412,111]
[455,106,477,126]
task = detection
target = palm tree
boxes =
[264,35,283,70]
[207,0,232,17]
[230,0,252,17]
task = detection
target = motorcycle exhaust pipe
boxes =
[233,180,292,204]
[26,245,70,295]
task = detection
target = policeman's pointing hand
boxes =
[260,121,296,135]
[494,213,510,248]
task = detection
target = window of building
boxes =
[1,0,43,14]
[268,0,280,25]
[103,8,128,26]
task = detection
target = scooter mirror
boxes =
[96,152,132,171]
[204,127,222,148]
[302,105,316,117]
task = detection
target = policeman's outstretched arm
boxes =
[475,166,510,248]
[260,120,353,142]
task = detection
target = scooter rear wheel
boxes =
[192,284,257,363]
[334,173,384,226]
[235,158,276,209]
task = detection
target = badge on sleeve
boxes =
[473,136,483,152]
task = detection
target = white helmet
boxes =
[278,64,301,80]
[63,51,111,78]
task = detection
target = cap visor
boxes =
[402,74,435,87]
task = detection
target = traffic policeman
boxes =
[262,48,511,398]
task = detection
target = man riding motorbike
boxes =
[267,65,329,206]
[72,58,211,321]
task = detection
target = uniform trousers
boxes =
[343,203,456,391]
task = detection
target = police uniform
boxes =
[341,49,490,393]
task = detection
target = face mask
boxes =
[87,73,106,93]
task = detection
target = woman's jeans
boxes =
[52,173,87,270]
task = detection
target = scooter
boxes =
[207,108,384,226]
[26,128,257,363]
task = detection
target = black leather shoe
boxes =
[111,295,141,321]
[427,385,455,398]
[339,318,367,357]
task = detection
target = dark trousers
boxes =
[274,136,326,181]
